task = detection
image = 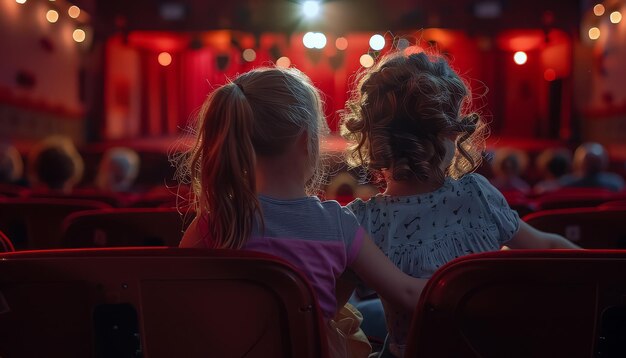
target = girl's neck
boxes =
[383,177,446,197]
[255,156,308,200]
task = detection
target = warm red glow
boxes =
[128,32,189,52]
[497,30,544,52]
[423,28,455,48]
[544,69,556,81]
[403,45,424,56]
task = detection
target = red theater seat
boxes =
[534,188,625,210]
[27,188,135,207]
[599,200,626,209]
[523,207,626,248]
[0,198,111,250]
[406,250,626,358]
[0,229,14,252]
[62,208,194,247]
[0,248,327,358]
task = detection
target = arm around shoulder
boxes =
[348,234,427,312]
[506,219,582,249]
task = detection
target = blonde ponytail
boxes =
[188,83,261,249]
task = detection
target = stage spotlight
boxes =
[369,34,385,51]
[302,1,320,19]
[513,51,527,65]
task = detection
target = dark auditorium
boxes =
[2,0,626,357]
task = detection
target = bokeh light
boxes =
[242,49,256,62]
[593,4,605,16]
[276,56,291,68]
[513,51,527,65]
[158,52,172,66]
[397,38,410,50]
[72,29,86,43]
[335,37,348,50]
[302,1,320,18]
[544,69,556,81]
[588,27,601,40]
[610,11,622,24]
[360,54,375,68]
[369,34,385,51]
[303,32,326,49]
[46,10,59,23]
[68,5,80,19]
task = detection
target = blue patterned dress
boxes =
[347,173,520,357]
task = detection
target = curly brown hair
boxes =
[340,50,487,184]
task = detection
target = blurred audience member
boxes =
[27,136,84,193]
[491,148,531,194]
[563,142,624,192]
[534,148,572,194]
[325,171,358,205]
[0,143,24,184]
[95,147,140,192]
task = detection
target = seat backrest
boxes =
[406,250,626,358]
[599,200,626,209]
[523,207,626,248]
[0,198,111,250]
[27,188,131,207]
[0,248,327,358]
[535,188,625,210]
[62,208,194,248]
[0,229,14,252]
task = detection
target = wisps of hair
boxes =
[340,50,488,184]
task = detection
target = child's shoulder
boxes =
[451,173,494,192]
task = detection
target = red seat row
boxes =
[0,197,192,250]
[0,248,327,358]
[1,248,624,357]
